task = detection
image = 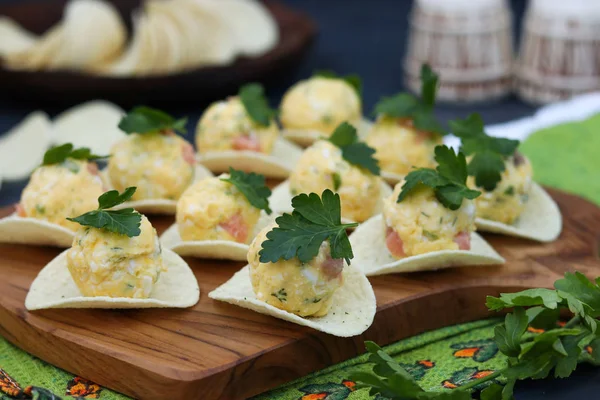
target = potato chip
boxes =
[100,13,145,76]
[282,118,374,148]
[25,249,199,310]
[269,180,393,224]
[52,101,125,155]
[101,164,214,214]
[209,263,376,337]
[0,111,52,181]
[187,0,278,57]
[475,183,562,242]
[0,213,75,247]
[198,137,302,178]
[0,16,37,56]
[4,24,63,70]
[349,215,505,276]
[160,211,275,260]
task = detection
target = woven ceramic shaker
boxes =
[515,0,600,104]
[404,0,514,103]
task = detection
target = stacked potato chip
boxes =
[0,0,279,76]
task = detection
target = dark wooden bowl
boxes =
[0,0,316,107]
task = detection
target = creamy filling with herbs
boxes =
[18,161,104,231]
[176,175,260,243]
[280,77,362,135]
[66,216,165,298]
[248,224,344,317]
[469,154,533,225]
[382,183,476,258]
[289,141,381,222]
[365,116,441,176]
[107,132,194,201]
[195,97,278,154]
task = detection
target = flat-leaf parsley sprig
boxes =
[373,64,445,136]
[239,83,277,127]
[397,145,481,210]
[67,187,142,237]
[328,122,380,175]
[259,189,358,265]
[449,113,520,191]
[220,167,272,214]
[118,106,187,135]
[43,143,108,166]
[352,271,600,400]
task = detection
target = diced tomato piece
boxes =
[15,203,26,217]
[219,213,249,243]
[453,231,471,250]
[385,226,406,257]
[232,133,261,152]
[86,162,99,176]
[181,141,195,166]
[321,255,344,280]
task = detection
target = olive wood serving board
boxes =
[0,188,598,400]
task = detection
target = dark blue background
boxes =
[0,1,598,398]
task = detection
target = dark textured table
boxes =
[0,1,597,398]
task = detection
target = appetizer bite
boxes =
[196,83,302,178]
[280,71,371,147]
[105,106,212,214]
[365,64,446,183]
[350,145,504,275]
[160,168,275,260]
[0,143,107,247]
[270,122,392,223]
[209,190,376,337]
[450,114,562,242]
[25,188,200,310]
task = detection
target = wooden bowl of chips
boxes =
[0,0,316,106]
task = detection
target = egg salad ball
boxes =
[383,182,476,258]
[469,152,533,225]
[289,140,381,222]
[196,97,278,153]
[176,175,260,243]
[248,224,344,317]
[280,77,362,137]
[108,131,195,201]
[17,160,104,231]
[365,117,442,176]
[67,215,164,298]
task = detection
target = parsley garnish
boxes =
[42,143,108,166]
[239,83,276,127]
[118,106,187,135]
[220,167,272,214]
[259,190,358,265]
[449,113,520,191]
[352,271,600,400]
[397,145,481,210]
[372,64,445,135]
[67,187,142,237]
[328,122,380,175]
[314,70,362,97]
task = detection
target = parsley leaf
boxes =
[220,167,272,214]
[372,64,446,135]
[67,187,142,237]
[118,106,187,135]
[42,143,108,166]
[486,288,562,311]
[450,113,520,191]
[397,145,480,210]
[313,70,362,97]
[239,83,276,127]
[328,122,380,175]
[258,190,358,264]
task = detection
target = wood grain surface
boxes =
[0,188,599,399]
[0,0,316,106]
